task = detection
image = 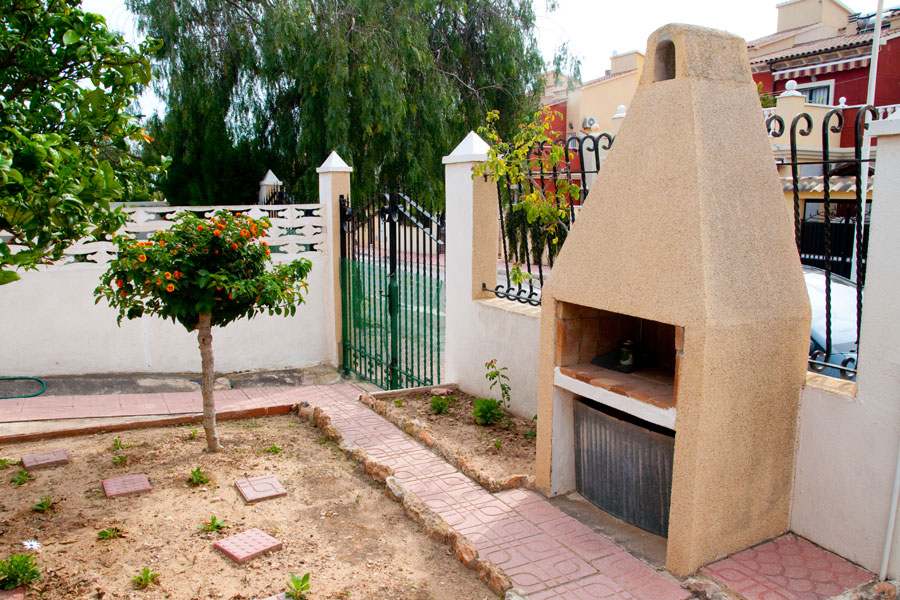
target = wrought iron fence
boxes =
[766,106,878,380]
[485,132,615,305]
[340,190,445,389]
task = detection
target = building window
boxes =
[802,85,831,105]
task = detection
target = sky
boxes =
[81,0,878,117]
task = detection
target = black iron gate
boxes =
[339,192,445,389]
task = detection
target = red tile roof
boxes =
[751,30,900,64]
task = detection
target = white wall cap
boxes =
[260,169,282,185]
[868,110,900,137]
[442,131,490,164]
[316,151,353,173]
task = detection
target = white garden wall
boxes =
[447,298,540,419]
[443,133,541,419]
[790,113,900,578]
[0,204,335,376]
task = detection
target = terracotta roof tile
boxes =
[751,30,900,64]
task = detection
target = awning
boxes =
[773,56,870,81]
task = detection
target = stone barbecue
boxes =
[534,24,811,576]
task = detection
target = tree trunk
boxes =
[197,313,223,452]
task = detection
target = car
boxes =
[803,265,859,380]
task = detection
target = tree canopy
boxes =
[0,0,165,284]
[95,210,312,450]
[130,0,547,207]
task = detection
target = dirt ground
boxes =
[0,415,494,600]
[381,390,535,482]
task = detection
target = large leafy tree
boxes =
[129,0,546,207]
[96,210,312,451]
[0,0,166,284]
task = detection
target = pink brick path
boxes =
[304,389,690,599]
[0,385,342,423]
[701,534,874,600]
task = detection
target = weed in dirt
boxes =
[472,398,503,426]
[97,528,124,540]
[109,437,131,452]
[315,435,329,445]
[484,358,511,409]
[264,444,282,454]
[0,459,9,469]
[524,415,537,440]
[492,439,503,450]
[131,567,160,589]
[240,419,262,429]
[187,429,198,440]
[394,399,403,407]
[112,454,127,467]
[502,417,516,430]
[199,515,227,532]
[0,552,40,590]
[284,572,311,599]
[30,497,53,513]
[430,395,452,415]
[187,467,210,486]
[10,470,32,487]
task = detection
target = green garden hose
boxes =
[0,376,46,399]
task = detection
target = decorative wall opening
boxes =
[655,39,676,81]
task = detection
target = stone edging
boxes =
[358,389,535,493]
[683,575,900,600]
[295,402,519,597]
[831,580,900,600]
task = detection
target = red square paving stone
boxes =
[22,448,70,470]
[701,535,875,600]
[0,588,26,600]
[215,528,282,563]
[234,475,287,503]
[102,473,151,498]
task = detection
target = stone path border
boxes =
[297,389,690,600]
[359,386,534,493]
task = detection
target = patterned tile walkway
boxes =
[701,534,875,600]
[304,388,690,600]
[0,385,340,423]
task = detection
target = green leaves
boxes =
[0,0,164,280]
[95,210,312,332]
[0,271,21,286]
[62,30,80,46]
[132,0,544,208]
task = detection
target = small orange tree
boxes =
[95,210,311,451]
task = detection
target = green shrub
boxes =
[430,395,453,415]
[473,398,504,426]
[0,553,40,590]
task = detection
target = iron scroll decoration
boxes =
[769,104,878,379]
